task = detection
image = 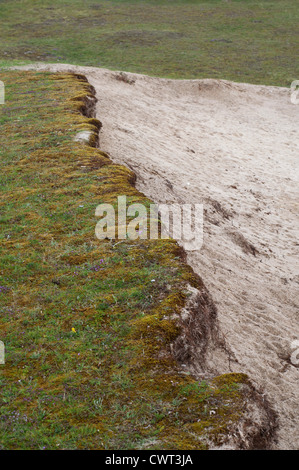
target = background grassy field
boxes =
[0,0,298,86]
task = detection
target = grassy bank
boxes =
[0,70,274,449]
[0,0,298,86]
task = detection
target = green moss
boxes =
[212,373,249,389]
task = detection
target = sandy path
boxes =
[14,64,299,449]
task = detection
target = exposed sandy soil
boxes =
[13,64,299,449]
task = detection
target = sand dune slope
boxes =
[14,64,299,449]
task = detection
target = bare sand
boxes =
[13,64,299,449]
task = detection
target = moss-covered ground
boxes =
[0,70,256,449]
